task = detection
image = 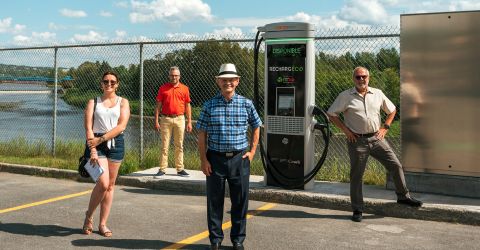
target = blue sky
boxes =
[1,0,479,47]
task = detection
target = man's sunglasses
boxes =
[355,75,368,80]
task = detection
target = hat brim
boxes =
[216,74,240,78]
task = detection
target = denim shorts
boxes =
[84,133,125,162]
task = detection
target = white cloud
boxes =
[136,35,154,42]
[376,0,480,15]
[13,24,26,33]
[129,0,213,24]
[215,11,373,35]
[166,32,198,40]
[13,35,30,43]
[220,17,282,28]
[72,31,107,42]
[32,31,56,40]
[286,12,352,30]
[0,18,12,33]
[60,8,87,18]
[115,30,127,38]
[11,31,57,46]
[204,27,244,39]
[339,0,393,25]
[100,11,113,17]
[449,0,480,11]
[1,17,26,34]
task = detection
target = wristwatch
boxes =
[383,124,390,129]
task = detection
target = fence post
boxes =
[139,43,144,166]
[52,47,58,156]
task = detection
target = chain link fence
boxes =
[0,26,400,180]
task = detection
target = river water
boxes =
[0,83,159,150]
[0,82,380,164]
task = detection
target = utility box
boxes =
[388,11,480,198]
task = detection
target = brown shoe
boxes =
[98,225,112,237]
[82,212,93,235]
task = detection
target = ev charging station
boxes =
[254,22,330,190]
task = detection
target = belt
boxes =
[162,114,183,118]
[208,150,244,157]
[355,132,377,138]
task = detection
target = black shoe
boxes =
[232,242,244,250]
[177,170,190,176]
[210,242,221,250]
[397,197,423,207]
[154,170,165,178]
[351,211,362,222]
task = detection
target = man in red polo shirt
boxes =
[154,66,192,177]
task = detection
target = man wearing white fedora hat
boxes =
[197,63,262,250]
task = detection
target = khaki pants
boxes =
[159,115,185,172]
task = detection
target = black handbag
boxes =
[78,97,97,178]
[78,155,90,178]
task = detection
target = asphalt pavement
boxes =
[1,172,479,250]
[1,162,479,226]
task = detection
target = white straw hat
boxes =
[216,63,240,78]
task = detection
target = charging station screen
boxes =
[267,43,306,117]
[277,94,294,116]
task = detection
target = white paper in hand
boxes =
[83,160,104,182]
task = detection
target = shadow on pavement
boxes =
[71,239,211,249]
[246,209,384,221]
[0,222,80,237]
[121,187,204,197]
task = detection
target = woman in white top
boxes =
[82,71,130,237]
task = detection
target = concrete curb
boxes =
[1,163,479,226]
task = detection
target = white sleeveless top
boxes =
[93,96,122,134]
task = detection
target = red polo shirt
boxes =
[156,82,191,115]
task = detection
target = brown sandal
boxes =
[99,224,112,237]
[82,212,93,235]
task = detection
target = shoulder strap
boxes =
[92,97,97,129]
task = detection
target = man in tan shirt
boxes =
[327,66,422,222]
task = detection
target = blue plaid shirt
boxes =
[196,93,262,152]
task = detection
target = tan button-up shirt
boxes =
[327,87,396,134]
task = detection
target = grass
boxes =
[0,137,387,186]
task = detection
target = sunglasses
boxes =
[355,75,368,80]
[102,80,117,85]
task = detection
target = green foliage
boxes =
[1,39,401,187]
[58,41,401,121]
[315,49,400,111]
[0,63,52,77]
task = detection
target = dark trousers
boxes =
[206,150,250,244]
[348,136,409,212]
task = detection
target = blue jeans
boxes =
[206,149,250,244]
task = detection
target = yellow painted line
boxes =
[162,203,277,250]
[0,190,92,214]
